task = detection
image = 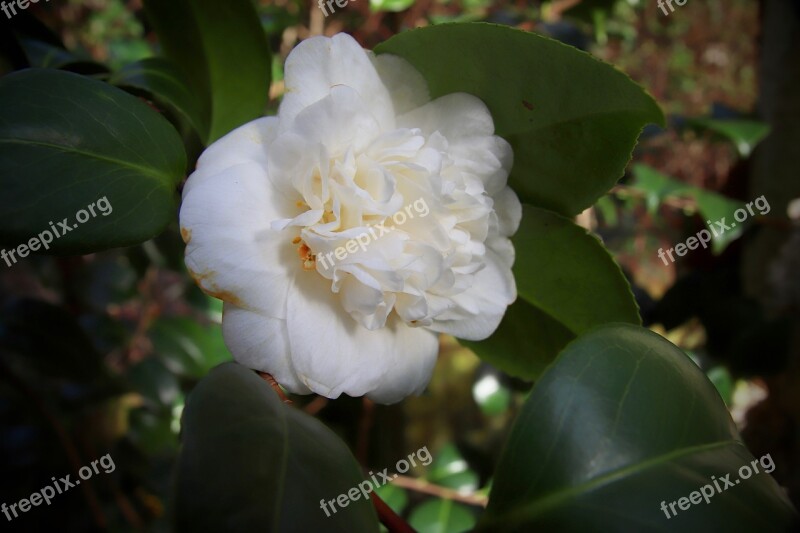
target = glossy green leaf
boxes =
[409,499,476,533]
[19,38,108,74]
[110,57,208,137]
[514,205,640,332]
[375,23,664,216]
[686,118,770,158]
[143,0,271,144]
[174,362,380,533]
[0,69,186,254]
[479,324,797,531]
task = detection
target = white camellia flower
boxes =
[179,33,521,404]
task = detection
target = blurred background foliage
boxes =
[1,0,798,531]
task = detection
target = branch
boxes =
[391,475,488,508]
[256,371,293,404]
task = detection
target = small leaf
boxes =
[472,373,512,416]
[427,444,479,493]
[409,499,476,533]
[375,23,664,216]
[0,69,186,254]
[686,118,770,158]
[632,164,747,254]
[374,483,409,515]
[174,362,380,532]
[479,324,797,531]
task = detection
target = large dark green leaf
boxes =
[479,324,797,531]
[110,57,207,137]
[174,362,380,532]
[143,0,271,144]
[0,69,186,254]
[375,23,664,216]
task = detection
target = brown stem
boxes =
[391,475,488,507]
[256,371,293,404]
[303,395,328,415]
[370,491,416,533]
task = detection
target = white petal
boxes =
[180,161,299,318]
[183,117,280,197]
[285,270,439,404]
[369,52,430,115]
[493,186,522,237]
[428,249,517,341]
[221,303,311,394]
[280,34,395,131]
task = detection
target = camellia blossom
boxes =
[179,33,521,404]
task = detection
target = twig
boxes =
[370,491,415,533]
[256,371,293,404]
[303,395,328,415]
[391,475,489,508]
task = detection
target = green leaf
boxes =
[375,23,664,216]
[686,118,770,158]
[143,0,271,144]
[0,69,186,254]
[427,444,479,492]
[18,38,109,74]
[472,373,512,416]
[479,324,797,531]
[370,0,415,13]
[466,205,638,379]
[707,366,734,407]
[128,357,180,408]
[463,298,574,381]
[514,205,640,333]
[408,499,476,533]
[174,362,380,532]
[632,164,747,254]
[374,483,409,515]
[149,317,231,379]
[110,57,208,137]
